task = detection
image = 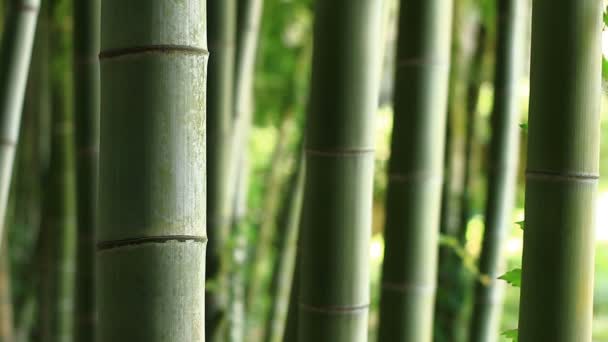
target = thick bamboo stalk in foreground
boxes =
[73,0,100,339]
[206,0,237,338]
[469,1,524,341]
[378,0,453,341]
[0,0,40,246]
[518,0,602,341]
[298,1,382,341]
[97,1,208,340]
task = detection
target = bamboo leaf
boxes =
[516,220,525,230]
[519,122,528,131]
[499,268,522,288]
[502,328,518,342]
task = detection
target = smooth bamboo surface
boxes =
[378,0,453,341]
[518,0,602,341]
[97,1,208,340]
[298,1,382,341]
[206,0,237,338]
[73,0,100,339]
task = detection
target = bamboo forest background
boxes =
[0,0,608,341]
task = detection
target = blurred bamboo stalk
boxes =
[469,0,525,341]
[0,0,40,247]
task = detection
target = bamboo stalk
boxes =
[265,154,304,342]
[0,0,40,246]
[73,0,100,339]
[518,0,602,341]
[298,1,382,340]
[469,1,524,341]
[206,0,237,338]
[38,1,79,340]
[377,0,453,341]
[97,1,208,340]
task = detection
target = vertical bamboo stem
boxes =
[469,1,524,341]
[378,0,453,341]
[298,1,382,341]
[97,1,208,340]
[518,0,602,341]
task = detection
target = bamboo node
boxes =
[526,169,599,182]
[96,235,207,251]
[99,45,210,60]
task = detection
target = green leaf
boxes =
[602,57,608,80]
[499,268,522,288]
[604,6,608,27]
[502,328,518,342]
[515,220,525,230]
[519,122,528,131]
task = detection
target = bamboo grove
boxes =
[0,0,605,341]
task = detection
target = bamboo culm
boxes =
[97,1,208,340]
[378,0,453,341]
[469,1,524,341]
[0,0,40,247]
[264,154,305,342]
[73,0,100,339]
[206,0,237,339]
[518,0,602,341]
[298,1,383,341]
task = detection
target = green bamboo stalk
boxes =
[265,154,304,342]
[460,23,486,243]
[224,0,264,338]
[0,0,40,246]
[298,1,382,341]
[436,20,487,342]
[228,159,249,342]
[97,1,208,341]
[35,4,52,340]
[433,3,466,340]
[13,32,45,339]
[73,0,100,339]
[283,255,299,342]
[518,0,601,341]
[206,0,237,338]
[469,1,524,341]
[40,1,78,340]
[377,0,453,341]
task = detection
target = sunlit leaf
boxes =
[502,328,518,342]
[499,268,522,288]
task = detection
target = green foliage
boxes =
[255,0,312,126]
[502,328,518,342]
[519,122,528,131]
[515,220,525,230]
[499,268,522,288]
[603,5,608,27]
